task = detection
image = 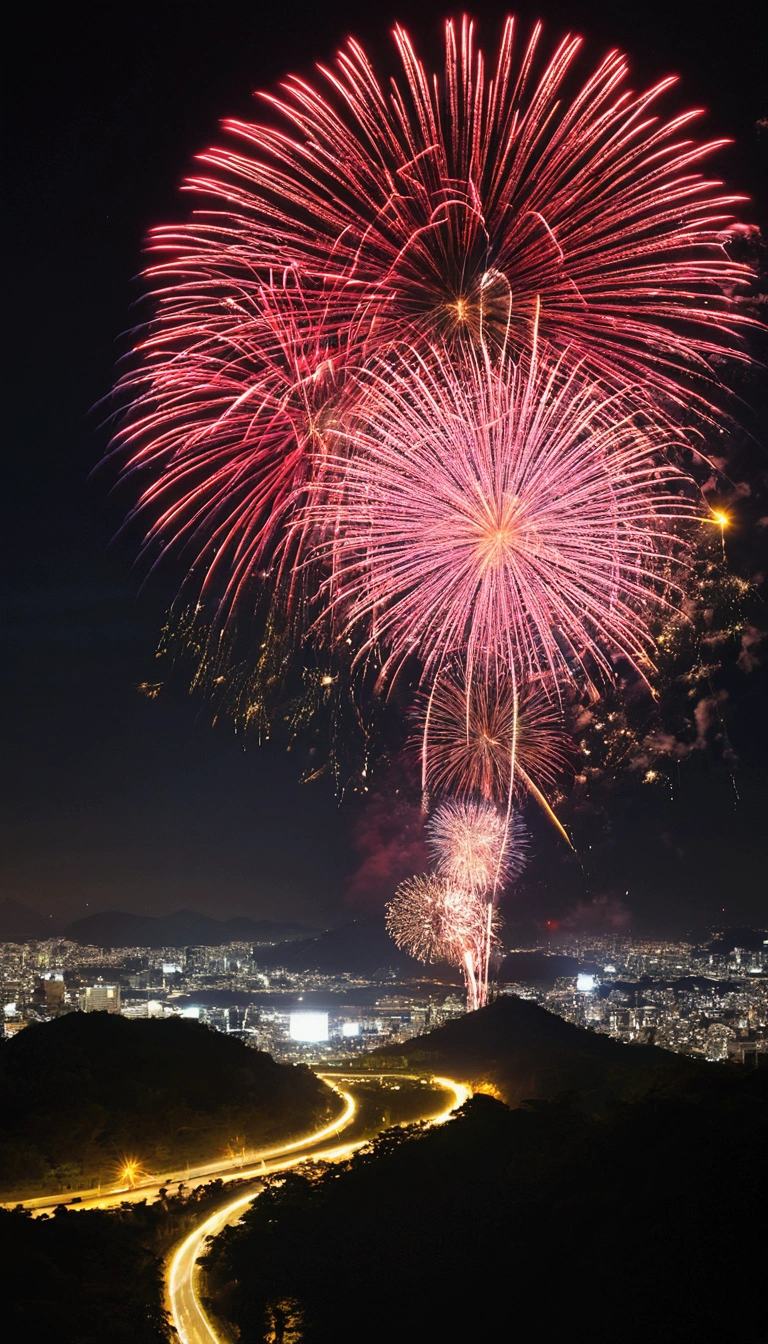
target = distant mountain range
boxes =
[253,923,594,983]
[62,909,317,948]
[253,917,456,979]
[0,899,58,942]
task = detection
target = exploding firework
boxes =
[141,17,753,409]
[385,872,500,1010]
[109,17,754,1016]
[416,666,574,821]
[115,276,363,644]
[427,797,527,896]
[113,17,753,660]
[307,344,698,696]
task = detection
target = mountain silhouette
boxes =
[63,908,316,948]
[254,917,456,979]
[0,899,57,942]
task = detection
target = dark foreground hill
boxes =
[63,908,314,948]
[0,1013,335,1198]
[204,1073,767,1344]
[366,994,702,1106]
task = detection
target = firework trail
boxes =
[385,872,500,1010]
[305,343,698,697]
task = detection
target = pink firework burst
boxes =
[385,871,500,1010]
[305,344,698,695]
[427,798,528,896]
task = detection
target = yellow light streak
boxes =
[167,1074,469,1344]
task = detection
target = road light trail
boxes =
[168,1073,469,1344]
[11,1080,357,1215]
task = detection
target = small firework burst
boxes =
[417,667,574,807]
[427,797,528,896]
[385,872,500,1010]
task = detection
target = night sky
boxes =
[4,0,766,934]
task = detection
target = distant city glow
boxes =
[289,1011,329,1042]
[341,1021,360,1037]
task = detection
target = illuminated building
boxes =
[41,972,65,1012]
[79,982,121,1013]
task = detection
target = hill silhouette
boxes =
[365,994,701,1106]
[0,1013,335,1198]
[205,1075,767,1344]
[63,908,315,948]
[0,898,58,941]
[254,917,456,979]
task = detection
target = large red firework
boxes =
[113,16,753,630]
[157,17,753,395]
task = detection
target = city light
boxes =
[576,974,596,993]
[289,1011,329,1043]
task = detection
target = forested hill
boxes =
[0,1013,335,1198]
[367,993,704,1107]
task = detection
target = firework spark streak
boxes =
[385,872,500,1010]
[306,345,697,695]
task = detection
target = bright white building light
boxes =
[576,973,596,993]
[341,1021,360,1037]
[289,1011,329,1042]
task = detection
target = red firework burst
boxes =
[415,666,574,809]
[159,16,753,402]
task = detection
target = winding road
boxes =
[9,1080,358,1216]
[167,1072,469,1344]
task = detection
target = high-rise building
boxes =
[79,982,121,1014]
[41,972,65,1012]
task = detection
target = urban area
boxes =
[2,929,766,1066]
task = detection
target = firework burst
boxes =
[306,343,698,696]
[416,665,574,815]
[385,871,500,1010]
[157,17,753,407]
[427,797,527,896]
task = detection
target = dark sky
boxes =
[4,0,766,933]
